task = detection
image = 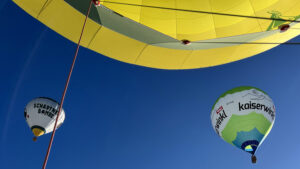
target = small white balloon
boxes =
[24,97,65,139]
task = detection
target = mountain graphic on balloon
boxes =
[222,112,272,154]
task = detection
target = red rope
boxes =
[42,1,94,169]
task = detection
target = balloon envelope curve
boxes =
[12,0,300,69]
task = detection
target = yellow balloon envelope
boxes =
[13,0,300,69]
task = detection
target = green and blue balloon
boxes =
[211,86,275,163]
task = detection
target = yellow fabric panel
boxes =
[176,13,216,41]
[176,0,216,41]
[37,0,100,47]
[104,0,178,37]
[211,0,256,26]
[182,29,299,69]
[213,16,262,38]
[176,0,211,11]
[103,0,142,22]
[211,0,262,38]
[136,45,192,69]
[250,0,278,12]
[89,27,146,64]
[13,0,47,18]
[140,0,177,38]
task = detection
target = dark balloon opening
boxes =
[241,140,259,154]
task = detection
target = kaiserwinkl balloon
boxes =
[12,0,300,69]
[24,97,65,141]
[211,86,275,163]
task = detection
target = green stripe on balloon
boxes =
[221,112,271,144]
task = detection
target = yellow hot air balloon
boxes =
[12,0,300,69]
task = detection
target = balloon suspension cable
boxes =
[101,1,300,23]
[41,0,94,169]
[194,41,300,45]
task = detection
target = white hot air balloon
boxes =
[211,86,275,163]
[24,97,65,141]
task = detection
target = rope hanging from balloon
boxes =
[41,0,94,169]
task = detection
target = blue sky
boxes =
[1,1,300,169]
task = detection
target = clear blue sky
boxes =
[1,1,300,169]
